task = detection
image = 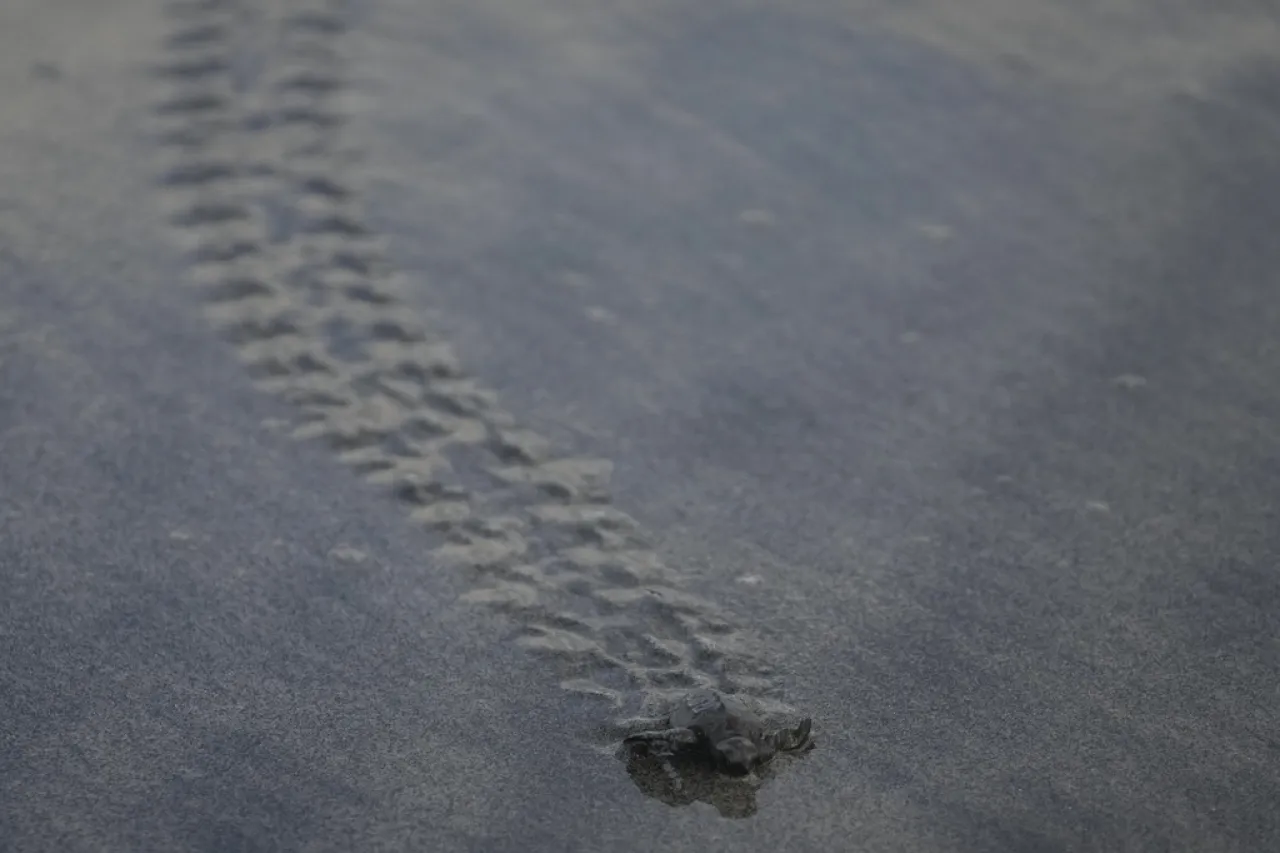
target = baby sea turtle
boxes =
[623,689,814,776]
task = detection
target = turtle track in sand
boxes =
[149,0,793,725]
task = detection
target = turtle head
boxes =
[712,736,760,776]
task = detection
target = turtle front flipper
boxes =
[771,718,814,753]
[623,727,700,757]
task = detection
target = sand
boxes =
[2,0,1279,849]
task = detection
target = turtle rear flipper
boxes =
[624,727,699,757]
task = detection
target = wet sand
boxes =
[3,0,1279,850]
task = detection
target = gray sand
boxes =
[3,0,1279,850]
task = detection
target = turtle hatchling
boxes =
[623,689,814,776]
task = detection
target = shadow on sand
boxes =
[622,746,813,819]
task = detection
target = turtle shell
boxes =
[669,690,768,748]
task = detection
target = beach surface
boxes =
[2,1,1278,850]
